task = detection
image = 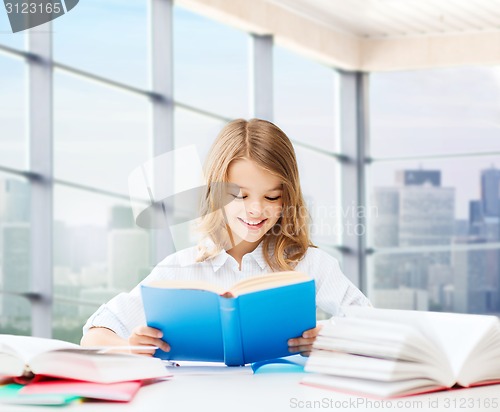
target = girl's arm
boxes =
[81,326,170,356]
[80,326,129,347]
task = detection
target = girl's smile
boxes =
[238,217,268,229]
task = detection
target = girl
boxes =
[81,118,371,356]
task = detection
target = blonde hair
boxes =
[196,118,315,271]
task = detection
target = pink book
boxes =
[20,380,143,402]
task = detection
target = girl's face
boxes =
[224,158,283,246]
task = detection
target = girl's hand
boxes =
[128,326,170,356]
[287,325,323,357]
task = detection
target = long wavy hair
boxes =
[196,118,315,271]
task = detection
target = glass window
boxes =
[168,108,225,250]
[173,6,249,118]
[53,300,102,344]
[0,54,26,170]
[0,294,31,335]
[0,174,31,335]
[274,46,337,152]
[54,184,153,342]
[54,185,153,306]
[54,71,151,195]
[53,0,148,89]
[370,67,500,158]
[174,107,225,165]
[0,10,24,50]
[367,156,500,249]
[368,247,500,315]
[296,147,341,246]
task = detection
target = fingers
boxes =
[288,345,313,357]
[129,326,170,355]
[287,325,323,356]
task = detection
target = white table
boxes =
[6,369,500,412]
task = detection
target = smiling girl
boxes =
[81,118,371,356]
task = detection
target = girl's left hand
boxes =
[287,325,323,357]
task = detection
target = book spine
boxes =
[219,296,245,366]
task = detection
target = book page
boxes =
[324,317,444,360]
[148,271,310,297]
[343,307,498,379]
[457,322,500,385]
[230,271,309,296]
[306,350,448,383]
[0,335,79,363]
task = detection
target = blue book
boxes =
[141,271,316,366]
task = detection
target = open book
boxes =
[0,335,170,384]
[303,307,500,398]
[141,271,316,366]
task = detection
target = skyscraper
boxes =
[396,170,441,187]
[372,169,455,309]
[481,167,500,218]
[371,188,399,248]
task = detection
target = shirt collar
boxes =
[207,241,269,272]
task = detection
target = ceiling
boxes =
[180,0,500,71]
[270,0,500,39]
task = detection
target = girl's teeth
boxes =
[243,219,263,225]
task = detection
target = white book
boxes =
[0,334,170,384]
[303,307,500,397]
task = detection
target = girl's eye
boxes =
[231,194,246,200]
[266,196,281,201]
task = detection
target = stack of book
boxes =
[0,334,171,406]
[303,307,500,398]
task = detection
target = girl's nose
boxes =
[247,200,263,216]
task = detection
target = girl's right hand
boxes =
[128,326,171,356]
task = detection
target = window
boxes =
[173,6,249,118]
[0,174,31,335]
[274,46,341,251]
[53,0,149,88]
[0,54,26,170]
[0,11,24,50]
[54,71,151,195]
[368,68,500,314]
[53,185,152,343]
[274,46,338,151]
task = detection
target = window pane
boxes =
[0,294,31,335]
[368,156,500,248]
[53,301,101,344]
[0,11,24,50]
[0,55,26,169]
[0,174,31,335]
[170,108,225,250]
[54,71,150,195]
[53,0,148,88]
[54,185,153,340]
[174,6,249,118]
[274,46,337,152]
[174,108,225,165]
[369,247,500,315]
[370,67,500,158]
[296,147,341,246]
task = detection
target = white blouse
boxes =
[82,243,371,338]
